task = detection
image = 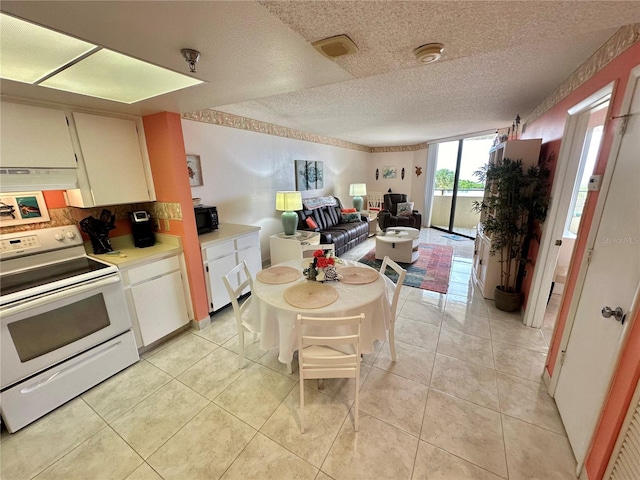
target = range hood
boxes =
[1,101,79,192]
[0,168,78,192]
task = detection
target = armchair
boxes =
[377,193,422,231]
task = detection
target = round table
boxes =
[248,259,391,364]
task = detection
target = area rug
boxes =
[357,243,454,293]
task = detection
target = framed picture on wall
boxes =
[187,154,203,187]
[295,160,324,191]
[382,166,397,179]
[0,191,50,227]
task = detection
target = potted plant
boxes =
[472,158,550,311]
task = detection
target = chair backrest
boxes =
[296,314,363,379]
[222,261,253,322]
[301,244,336,258]
[383,193,409,215]
[380,256,407,319]
[367,192,384,212]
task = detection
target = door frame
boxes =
[551,65,640,475]
[523,82,614,329]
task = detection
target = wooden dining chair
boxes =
[380,256,406,362]
[295,313,364,433]
[222,261,259,369]
[301,243,336,258]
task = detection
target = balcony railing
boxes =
[431,189,484,230]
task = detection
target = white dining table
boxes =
[247,259,392,365]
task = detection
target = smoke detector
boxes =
[414,43,444,64]
[312,34,358,59]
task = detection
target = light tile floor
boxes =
[0,229,577,480]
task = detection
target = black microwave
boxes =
[194,205,219,234]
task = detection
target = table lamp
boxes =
[275,191,302,236]
[349,183,367,211]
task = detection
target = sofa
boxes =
[296,196,369,256]
[377,193,422,231]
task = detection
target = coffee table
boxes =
[375,227,420,263]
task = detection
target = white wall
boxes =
[181,119,370,261]
[366,149,428,224]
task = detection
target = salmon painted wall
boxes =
[522,41,640,480]
[142,112,209,323]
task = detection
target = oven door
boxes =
[0,274,132,389]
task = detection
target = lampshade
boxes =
[349,183,367,196]
[275,191,302,211]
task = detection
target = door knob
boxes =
[601,306,626,324]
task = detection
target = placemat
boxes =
[338,266,379,284]
[256,266,301,284]
[284,282,338,309]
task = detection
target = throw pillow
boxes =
[341,212,361,223]
[306,217,319,230]
[396,202,414,216]
[341,208,357,213]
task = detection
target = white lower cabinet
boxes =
[200,225,262,313]
[122,255,190,347]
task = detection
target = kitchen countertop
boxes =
[85,233,182,269]
[198,223,261,248]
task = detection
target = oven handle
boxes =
[1,275,121,317]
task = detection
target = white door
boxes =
[554,66,640,467]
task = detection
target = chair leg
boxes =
[299,376,305,434]
[238,330,244,369]
[287,362,293,374]
[354,368,360,432]
[389,321,397,362]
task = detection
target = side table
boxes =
[269,230,321,265]
[361,210,379,237]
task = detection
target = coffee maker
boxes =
[130,211,155,248]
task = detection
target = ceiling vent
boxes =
[312,34,358,59]
[414,43,445,64]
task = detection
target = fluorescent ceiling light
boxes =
[0,13,97,83]
[40,49,204,104]
[0,13,205,104]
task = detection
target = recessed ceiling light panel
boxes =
[1,13,205,104]
[0,13,97,83]
[414,43,445,64]
[40,49,204,104]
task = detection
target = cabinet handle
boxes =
[479,259,482,265]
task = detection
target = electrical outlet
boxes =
[164,219,170,231]
[155,218,161,231]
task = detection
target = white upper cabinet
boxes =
[0,102,76,169]
[66,112,155,207]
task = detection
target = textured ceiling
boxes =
[1,1,639,147]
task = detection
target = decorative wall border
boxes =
[182,109,371,152]
[370,142,428,153]
[524,24,640,126]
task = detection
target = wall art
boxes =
[0,191,50,227]
[295,160,324,191]
[186,154,203,187]
[382,166,397,179]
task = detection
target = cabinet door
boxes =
[205,254,238,312]
[73,112,151,205]
[130,271,189,346]
[1,102,76,168]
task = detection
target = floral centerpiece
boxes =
[304,249,338,282]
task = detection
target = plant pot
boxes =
[494,286,523,312]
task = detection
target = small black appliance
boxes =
[194,205,219,235]
[130,210,155,248]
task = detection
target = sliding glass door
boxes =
[431,134,493,238]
